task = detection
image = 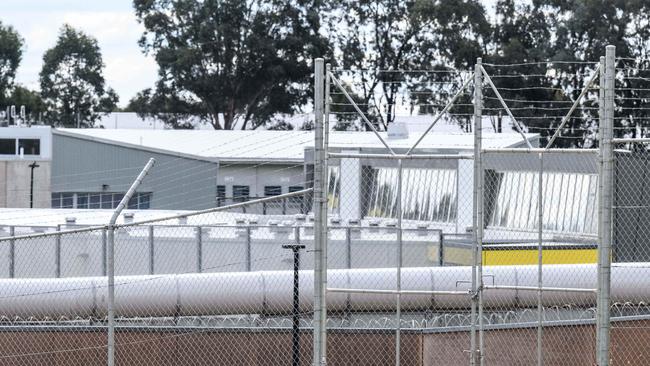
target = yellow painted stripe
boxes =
[482,249,597,266]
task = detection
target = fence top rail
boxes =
[327,152,473,160]
[0,188,313,242]
[612,138,650,143]
[482,148,598,154]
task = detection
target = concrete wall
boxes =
[0,226,442,278]
[0,160,50,208]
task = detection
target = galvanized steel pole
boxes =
[320,63,331,364]
[107,158,155,366]
[395,158,403,366]
[9,226,14,278]
[537,153,544,366]
[312,58,325,366]
[471,57,483,366]
[597,47,615,366]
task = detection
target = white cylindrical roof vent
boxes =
[123,212,135,223]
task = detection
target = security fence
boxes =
[311,45,645,366]
[0,45,647,366]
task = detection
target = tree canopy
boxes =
[0,22,23,106]
[133,0,330,130]
[39,25,118,127]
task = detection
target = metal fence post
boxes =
[537,153,544,366]
[102,228,107,276]
[312,57,325,366]
[345,227,351,269]
[321,62,331,364]
[438,232,444,266]
[55,224,61,278]
[148,226,154,275]
[107,158,155,366]
[196,226,203,273]
[9,226,14,278]
[246,226,252,272]
[395,158,403,366]
[597,46,615,366]
[471,57,483,366]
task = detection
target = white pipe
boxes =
[1,263,649,319]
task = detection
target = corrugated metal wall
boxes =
[52,134,218,210]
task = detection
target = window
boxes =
[288,186,304,204]
[0,139,15,155]
[52,193,74,208]
[89,193,101,209]
[138,193,151,209]
[77,193,89,209]
[233,185,250,202]
[51,193,60,208]
[216,185,226,206]
[264,186,282,196]
[127,192,151,209]
[61,193,73,208]
[52,192,153,209]
[101,193,113,209]
[113,193,125,208]
[18,139,40,155]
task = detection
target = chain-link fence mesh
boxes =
[480,150,599,366]
[0,192,325,365]
[1,50,648,365]
[325,155,475,365]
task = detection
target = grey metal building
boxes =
[51,128,538,213]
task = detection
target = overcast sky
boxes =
[1,0,498,108]
[1,0,157,107]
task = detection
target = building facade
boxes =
[0,126,51,208]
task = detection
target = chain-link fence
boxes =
[0,46,648,366]
[313,46,634,366]
[0,184,326,365]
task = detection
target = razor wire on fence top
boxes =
[0,46,648,366]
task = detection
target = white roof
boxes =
[0,208,282,228]
[94,112,515,134]
[54,128,537,163]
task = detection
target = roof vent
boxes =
[65,217,76,225]
[123,212,134,223]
